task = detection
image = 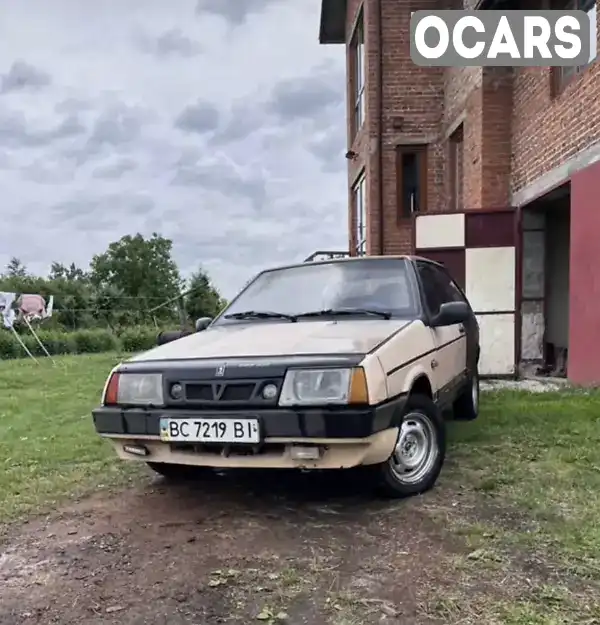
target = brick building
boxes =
[318,0,600,385]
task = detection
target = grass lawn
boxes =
[0,352,142,522]
[1,354,600,622]
[442,388,600,624]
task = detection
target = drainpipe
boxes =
[375,0,384,255]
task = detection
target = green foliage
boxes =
[89,233,183,323]
[185,268,226,321]
[0,233,226,332]
[0,326,161,359]
[119,327,158,352]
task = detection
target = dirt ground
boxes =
[0,466,579,625]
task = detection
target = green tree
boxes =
[185,269,225,321]
[89,233,183,322]
[48,262,88,282]
[5,257,27,278]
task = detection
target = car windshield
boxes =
[214,258,420,324]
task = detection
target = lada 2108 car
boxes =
[92,256,480,498]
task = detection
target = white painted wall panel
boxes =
[477,313,515,375]
[465,247,515,313]
[415,214,465,249]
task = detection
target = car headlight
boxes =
[279,367,369,406]
[102,371,164,406]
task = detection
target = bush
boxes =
[72,329,119,354]
[119,327,158,352]
[0,325,161,360]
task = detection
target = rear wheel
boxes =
[146,462,201,481]
[372,394,446,498]
[452,371,479,421]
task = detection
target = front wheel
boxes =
[371,394,446,498]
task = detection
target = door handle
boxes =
[458,325,465,334]
[431,359,438,369]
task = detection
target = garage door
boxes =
[414,209,517,377]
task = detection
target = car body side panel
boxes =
[358,352,388,405]
[371,320,438,396]
[428,325,467,391]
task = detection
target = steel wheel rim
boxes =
[389,411,438,485]
[472,376,479,413]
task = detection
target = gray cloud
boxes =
[210,102,265,146]
[266,71,344,123]
[52,193,155,225]
[0,0,348,297]
[195,0,282,25]
[174,100,220,135]
[307,130,346,173]
[1,60,51,94]
[88,104,145,147]
[92,156,137,179]
[137,28,202,58]
[0,108,85,148]
[171,150,267,210]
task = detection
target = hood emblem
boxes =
[215,364,226,377]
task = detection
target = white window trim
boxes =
[353,17,365,131]
[353,173,367,256]
[589,3,597,64]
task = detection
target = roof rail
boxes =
[303,250,350,262]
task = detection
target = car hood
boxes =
[130,319,413,362]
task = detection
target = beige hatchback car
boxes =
[92,256,480,498]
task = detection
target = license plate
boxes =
[159,417,260,444]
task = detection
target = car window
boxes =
[416,263,444,315]
[432,266,468,305]
[416,261,468,316]
[214,258,421,324]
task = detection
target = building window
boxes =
[351,13,365,134]
[353,173,367,255]
[396,145,428,218]
[552,0,597,95]
[449,124,464,211]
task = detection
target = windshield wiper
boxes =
[223,310,297,322]
[295,308,392,320]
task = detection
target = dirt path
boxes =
[0,468,548,625]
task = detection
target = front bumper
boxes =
[92,396,407,470]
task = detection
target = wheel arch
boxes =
[408,374,433,399]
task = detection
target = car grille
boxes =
[172,379,282,407]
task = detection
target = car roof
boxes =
[260,254,444,274]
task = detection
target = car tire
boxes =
[146,462,200,481]
[452,370,480,421]
[371,394,446,498]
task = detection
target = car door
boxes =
[435,265,480,379]
[415,261,468,400]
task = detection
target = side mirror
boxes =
[430,301,470,327]
[157,329,193,346]
[195,317,212,332]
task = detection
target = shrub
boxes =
[120,326,158,352]
[72,329,119,354]
[0,324,175,360]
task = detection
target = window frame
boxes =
[350,11,365,135]
[396,144,428,219]
[353,172,367,256]
[415,260,469,318]
[552,0,597,96]
[449,124,464,212]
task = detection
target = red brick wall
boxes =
[343,0,600,252]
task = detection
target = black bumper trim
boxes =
[92,395,407,440]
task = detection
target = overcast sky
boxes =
[0,0,347,297]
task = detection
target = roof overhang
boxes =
[319,0,347,45]
[475,0,522,9]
